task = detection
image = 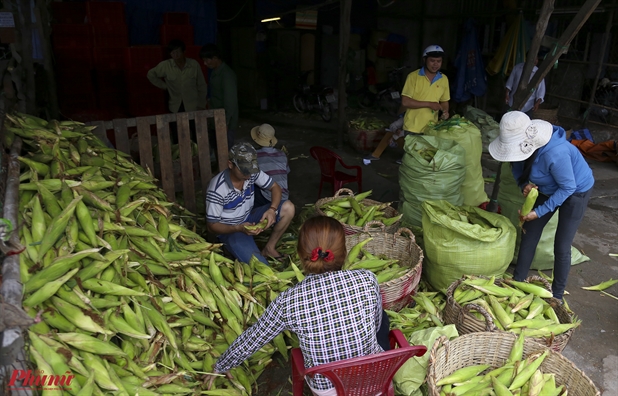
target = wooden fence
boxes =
[88,109,228,214]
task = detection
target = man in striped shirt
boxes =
[251,124,290,205]
[206,142,295,264]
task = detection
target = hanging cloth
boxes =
[486,13,529,76]
[454,19,488,102]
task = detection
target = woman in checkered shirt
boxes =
[212,216,389,395]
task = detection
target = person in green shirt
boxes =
[200,44,239,149]
[147,40,207,114]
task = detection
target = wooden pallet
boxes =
[88,109,228,214]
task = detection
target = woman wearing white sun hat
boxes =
[489,111,594,301]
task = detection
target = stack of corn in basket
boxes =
[315,188,422,311]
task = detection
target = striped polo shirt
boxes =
[206,169,274,225]
[256,147,290,201]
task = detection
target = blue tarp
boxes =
[78,0,217,46]
[453,19,487,102]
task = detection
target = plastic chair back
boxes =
[292,329,426,396]
[310,146,338,179]
[309,146,362,197]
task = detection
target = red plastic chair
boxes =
[309,146,362,198]
[291,329,427,396]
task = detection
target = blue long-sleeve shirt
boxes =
[512,126,594,218]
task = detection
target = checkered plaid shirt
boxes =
[214,269,384,390]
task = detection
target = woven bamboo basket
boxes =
[347,127,386,154]
[345,223,423,311]
[443,275,575,352]
[315,188,401,235]
[427,332,600,396]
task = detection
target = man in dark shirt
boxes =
[200,44,238,149]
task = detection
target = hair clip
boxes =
[310,247,335,262]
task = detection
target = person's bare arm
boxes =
[260,183,282,228]
[440,101,450,119]
[207,222,261,236]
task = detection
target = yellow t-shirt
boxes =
[401,68,450,132]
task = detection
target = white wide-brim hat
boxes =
[489,111,553,162]
[251,123,278,147]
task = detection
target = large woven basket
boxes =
[443,275,575,352]
[347,127,386,154]
[345,223,423,311]
[315,188,400,235]
[427,332,600,396]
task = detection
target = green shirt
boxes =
[209,62,239,131]
[147,58,207,113]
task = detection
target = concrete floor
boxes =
[235,109,618,395]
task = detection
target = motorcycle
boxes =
[358,66,409,116]
[292,70,337,122]
[590,78,618,123]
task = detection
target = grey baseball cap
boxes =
[229,142,259,175]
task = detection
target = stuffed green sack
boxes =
[421,200,516,291]
[398,135,466,228]
[422,115,489,206]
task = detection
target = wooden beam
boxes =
[513,0,555,110]
[113,118,130,155]
[156,114,176,201]
[515,0,603,110]
[136,117,154,174]
[337,0,352,148]
[177,112,196,213]
[584,2,614,127]
[214,109,228,172]
[87,110,219,130]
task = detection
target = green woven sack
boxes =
[398,135,466,227]
[423,116,489,206]
[464,105,501,153]
[497,162,590,270]
[422,200,516,291]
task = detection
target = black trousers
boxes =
[377,310,391,351]
[513,188,593,300]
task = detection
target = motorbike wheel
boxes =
[321,103,332,122]
[293,94,307,113]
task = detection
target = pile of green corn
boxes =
[9,112,297,396]
[319,190,403,228]
[423,115,476,134]
[339,237,409,284]
[387,290,447,338]
[436,333,567,396]
[348,117,389,131]
[453,276,580,337]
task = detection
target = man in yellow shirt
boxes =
[147,39,207,114]
[364,45,450,164]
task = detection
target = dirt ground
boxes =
[231,108,618,396]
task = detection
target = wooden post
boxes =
[337,0,352,148]
[584,2,614,127]
[16,0,37,114]
[513,0,602,110]
[0,138,34,396]
[34,0,59,119]
[512,0,555,110]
